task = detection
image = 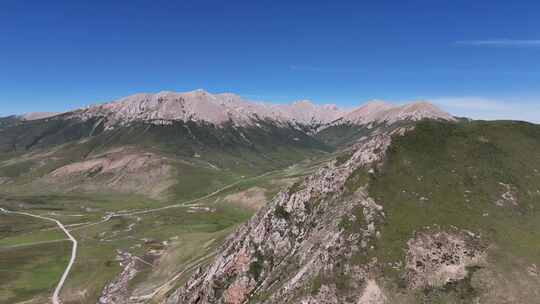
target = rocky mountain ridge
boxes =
[160,119,540,304]
[2,95,539,304]
[11,90,455,130]
[340,101,455,125]
[70,90,345,129]
[165,132,394,304]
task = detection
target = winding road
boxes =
[72,169,281,231]
[0,168,284,303]
[116,169,279,217]
[0,207,78,304]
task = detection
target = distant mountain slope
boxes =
[0,116,22,130]
[0,117,332,200]
[342,100,455,125]
[0,90,455,199]
[71,90,344,129]
[21,112,60,121]
[165,120,540,304]
[315,100,456,147]
[3,90,454,132]
[70,91,453,130]
[0,113,59,131]
[0,90,455,154]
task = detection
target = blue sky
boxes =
[1,0,539,122]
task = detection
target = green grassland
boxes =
[0,116,332,203]
[0,212,57,239]
[367,120,540,301]
[0,241,71,303]
[0,195,246,303]
[5,115,539,303]
[0,148,321,303]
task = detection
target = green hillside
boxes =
[368,120,540,302]
[2,117,539,304]
[0,117,332,200]
[0,116,332,303]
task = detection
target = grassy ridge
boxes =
[368,120,540,299]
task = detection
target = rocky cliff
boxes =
[164,130,394,304]
[163,120,540,304]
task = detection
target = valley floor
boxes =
[0,158,324,304]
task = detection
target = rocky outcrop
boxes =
[99,248,164,304]
[494,182,519,207]
[357,280,387,304]
[98,251,141,304]
[404,230,486,290]
[165,135,392,304]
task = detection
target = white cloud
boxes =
[455,39,540,47]
[432,97,540,123]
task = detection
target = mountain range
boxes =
[6,89,453,129]
[1,90,539,304]
[0,90,454,202]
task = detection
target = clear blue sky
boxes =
[1,0,539,121]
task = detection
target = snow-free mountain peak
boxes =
[342,99,455,125]
[61,90,456,129]
[72,91,346,127]
[342,100,394,124]
[382,100,456,123]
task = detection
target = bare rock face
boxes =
[164,135,392,304]
[357,280,387,304]
[341,101,455,126]
[341,101,394,125]
[405,230,486,290]
[64,90,453,131]
[72,90,344,129]
[98,249,163,304]
[269,100,345,126]
[0,177,11,185]
[98,251,140,304]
